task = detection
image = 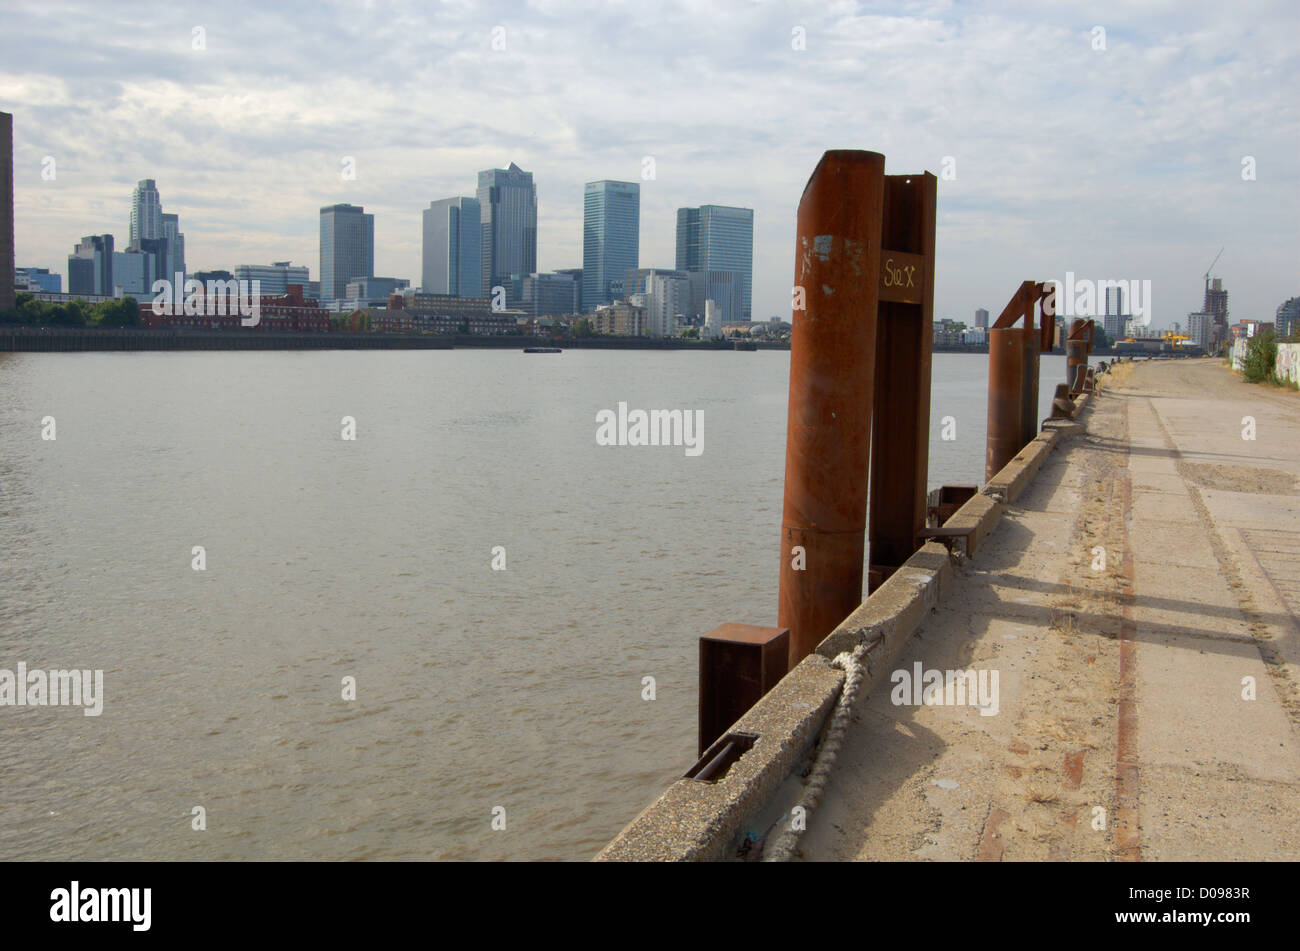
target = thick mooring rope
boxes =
[762,639,876,862]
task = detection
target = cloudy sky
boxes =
[4,0,1297,326]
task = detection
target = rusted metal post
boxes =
[986,326,1027,482]
[1066,318,1091,395]
[778,150,884,667]
[868,172,937,589]
[697,624,789,756]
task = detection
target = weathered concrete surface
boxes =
[597,382,1082,861]
[797,358,1300,861]
[594,654,842,861]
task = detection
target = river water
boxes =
[0,349,1067,860]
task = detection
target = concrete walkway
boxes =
[798,359,1300,861]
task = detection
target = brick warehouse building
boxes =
[139,283,328,331]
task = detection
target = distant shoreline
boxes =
[0,326,790,352]
[0,326,1126,356]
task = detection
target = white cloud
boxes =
[3,0,1297,324]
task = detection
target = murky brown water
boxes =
[0,348,1065,860]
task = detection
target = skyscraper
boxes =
[129,179,163,245]
[582,180,639,311]
[162,212,185,280]
[319,203,374,300]
[476,163,536,298]
[975,308,989,330]
[422,197,481,296]
[0,112,13,314]
[675,205,754,320]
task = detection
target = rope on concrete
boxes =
[762,638,876,862]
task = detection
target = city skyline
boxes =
[2,2,1297,325]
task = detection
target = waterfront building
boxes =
[477,163,537,298]
[582,180,639,311]
[591,299,646,336]
[319,204,374,300]
[675,204,753,320]
[422,197,481,296]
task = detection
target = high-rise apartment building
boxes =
[319,204,374,300]
[675,205,753,320]
[129,179,163,246]
[582,180,639,311]
[0,112,13,313]
[1187,311,1212,350]
[422,197,481,296]
[975,308,989,330]
[476,163,537,298]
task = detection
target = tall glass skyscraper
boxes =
[582,180,639,311]
[476,163,537,298]
[422,197,482,296]
[676,205,754,320]
[319,203,374,300]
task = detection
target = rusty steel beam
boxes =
[868,171,937,586]
[697,624,789,756]
[992,280,1036,329]
[986,326,1027,482]
[778,150,885,667]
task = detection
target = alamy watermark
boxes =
[890,662,999,716]
[595,402,704,457]
[151,274,262,326]
[0,663,104,716]
[1045,272,1151,326]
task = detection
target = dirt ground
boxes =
[796,358,1300,861]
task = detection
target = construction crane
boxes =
[1205,247,1224,288]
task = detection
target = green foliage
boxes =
[571,318,594,338]
[0,293,139,327]
[94,296,142,327]
[1242,329,1277,384]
